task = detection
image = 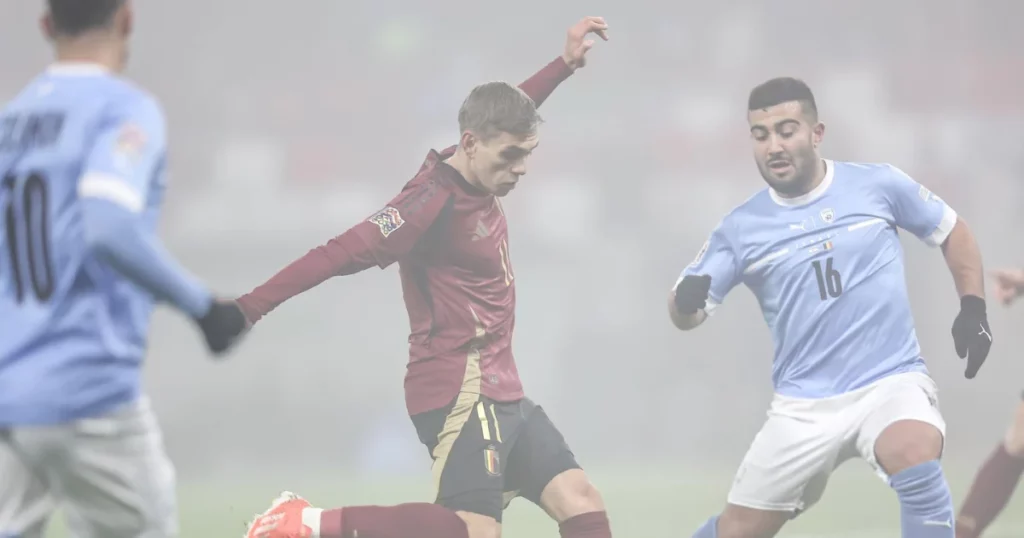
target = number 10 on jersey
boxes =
[811,257,843,300]
[2,172,54,303]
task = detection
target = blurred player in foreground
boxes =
[955,268,1024,538]
[0,1,247,536]
[670,78,991,538]
[238,16,612,538]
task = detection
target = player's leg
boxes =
[12,398,178,538]
[503,399,610,537]
[858,373,952,538]
[245,392,510,538]
[955,394,1024,538]
[419,393,516,538]
[247,493,469,538]
[0,430,55,538]
[693,398,847,538]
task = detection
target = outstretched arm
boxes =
[78,97,212,319]
[237,179,451,325]
[517,16,608,107]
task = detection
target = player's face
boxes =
[748,101,825,196]
[463,130,539,197]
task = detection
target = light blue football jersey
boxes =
[0,64,168,425]
[679,160,957,398]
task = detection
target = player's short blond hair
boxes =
[458,82,543,141]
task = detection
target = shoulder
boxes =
[831,160,908,186]
[115,83,164,124]
[405,163,458,198]
[404,146,464,196]
[381,151,461,224]
[80,78,165,134]
[718,188,774,231]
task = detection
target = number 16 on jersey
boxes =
[811,257,842,300]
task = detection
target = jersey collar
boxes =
[47,62,110,76]
[769,159,834,207]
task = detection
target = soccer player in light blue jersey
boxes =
[670,78,993,538]
[0,1,247,536]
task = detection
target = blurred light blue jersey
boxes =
[679,161,957,398]
[0,64,168,425]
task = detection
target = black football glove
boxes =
[196,300,247,356]
[674,274,712,315]
[951,295,992,379]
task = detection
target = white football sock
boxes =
[301,507,323,537]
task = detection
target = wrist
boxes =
[235,296,259,325]
[960,294,986,316]
[557,54,577,73]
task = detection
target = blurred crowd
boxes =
[1,0,1022,479]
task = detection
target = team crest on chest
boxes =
[820,208,835,224]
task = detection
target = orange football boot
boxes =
[244,492,317,538]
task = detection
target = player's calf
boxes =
[875,420,953,537]
[538,469,611,538]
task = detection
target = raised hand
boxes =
[562,16,609,71]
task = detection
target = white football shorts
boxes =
[727,371,945,513]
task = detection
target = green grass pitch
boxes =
[44,464,1023,537]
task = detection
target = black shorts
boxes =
[411,394,581,521]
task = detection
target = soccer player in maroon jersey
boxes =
[956,267,1024,538]
[238,16,613,538]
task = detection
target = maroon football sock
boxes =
[559,511,612,538]
[318,503,468,538]
[956,443,1024,538]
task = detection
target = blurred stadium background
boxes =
[2,0,1023,536]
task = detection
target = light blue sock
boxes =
[692,515,718,538]
[889,460,955,537]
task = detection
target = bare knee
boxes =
[539,469,606,523]
[456,511,501,538]
[717,504,788,538]
[1002,400,1024,457]
[874,419,943,476]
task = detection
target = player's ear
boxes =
[41,12,56,41]
[812,121,826,148]
[117,1,134,37]
[460,130,477,156]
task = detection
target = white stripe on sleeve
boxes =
[78,173,144,213]
[925,205,958,247]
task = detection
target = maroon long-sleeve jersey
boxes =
[237,57,573,415]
